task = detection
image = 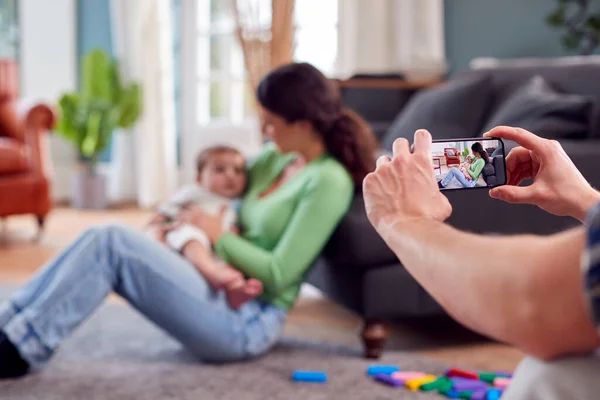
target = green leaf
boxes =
[585,15,600,30]
[546,7,566,27]
[109,59,124,105]
[82,49,112,101]
[562,32,583,50]
[81,111,102,157]
[117,83,143,128]
[55,93,80,143]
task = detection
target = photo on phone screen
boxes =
[433,138,506,191]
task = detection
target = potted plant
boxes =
[56,49,142,209]
[546,0,600,55]
[461,147,470,161]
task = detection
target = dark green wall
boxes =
[444,0,600,71]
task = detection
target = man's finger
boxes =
[392,138,410,158]
[483,126,546,154]
[505,146,532,168]
[489,185,535,204]
[413,129,432,155]
[376,155,391,168]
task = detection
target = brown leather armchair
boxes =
[0,59,56,232]
[444,147,461,168]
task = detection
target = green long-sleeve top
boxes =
[467,158,485,180]
[214,144,354,310]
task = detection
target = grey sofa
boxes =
[482,152,506,187]
[308,60,600,358]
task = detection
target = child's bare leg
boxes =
[224,277,263,309]
[182,241,241,290]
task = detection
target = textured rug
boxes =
[0,287,450,399]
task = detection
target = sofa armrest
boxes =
[17,100,56,177]
[321,193,398,271]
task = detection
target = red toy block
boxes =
[446,368,479,380]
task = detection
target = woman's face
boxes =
[260,108,306,154]
[473,151,481,158]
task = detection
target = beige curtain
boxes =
[232,0,295,91]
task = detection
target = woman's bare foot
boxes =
[225,278,264,309]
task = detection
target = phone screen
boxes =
[433,138,506,191]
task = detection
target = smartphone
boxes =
[431,138,506,191]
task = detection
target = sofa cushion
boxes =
[381,73,493,150]
[482,75,595,140]
[0,137,29,174]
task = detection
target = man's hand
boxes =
[363,129,452,233]
[485,126,600,222]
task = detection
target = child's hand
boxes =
[144,222,180,244]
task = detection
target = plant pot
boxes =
[71,165,108,210]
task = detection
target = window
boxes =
[195,0,339,126]
[293,0,338,76]
[0,0,19,59]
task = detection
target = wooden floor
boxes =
[0,208,523,371]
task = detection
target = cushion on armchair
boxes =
[381,73,493,150]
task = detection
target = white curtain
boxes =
[337,0,446,80]
[109,0,178,208]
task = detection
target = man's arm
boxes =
[379,217,599,360]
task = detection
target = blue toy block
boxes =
[292,371,327,383]
[486,388,502,400]
[366,365,400,376]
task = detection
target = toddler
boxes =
[460,155,473,172]
[152,145,262,309]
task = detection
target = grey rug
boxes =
[0,288,450,400]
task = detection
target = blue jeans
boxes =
[441,167,476,188]
[0,224,287,366]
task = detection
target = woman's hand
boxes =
[363,129,452,233]
[178,205,228,244]
[484,126,600,222]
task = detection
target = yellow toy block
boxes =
[405,375,437,391]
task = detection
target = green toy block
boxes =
[459,390,474,399]
[421,377,451,391]
[436,379,454,394]
[478,373,497,384]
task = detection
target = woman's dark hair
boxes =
[256,62,376,188]
[471,142,489,163]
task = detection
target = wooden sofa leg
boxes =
[361,319,388,359]
[35,215,46,240]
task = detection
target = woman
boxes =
[0,62,376,378]
[438,142,488,189]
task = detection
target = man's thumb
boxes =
[489,186,532,204]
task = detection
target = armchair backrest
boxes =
[0,59,23,142]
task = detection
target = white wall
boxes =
[19,0,77,201]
